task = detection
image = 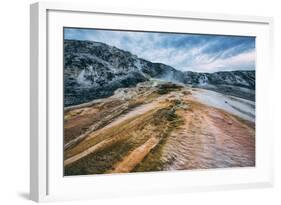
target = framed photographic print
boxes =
[30,2,274,202]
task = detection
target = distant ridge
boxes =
[64,39,255,106]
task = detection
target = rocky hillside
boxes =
[64,39,255,106]
[183,70,255,101]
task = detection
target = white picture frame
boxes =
[30,1,274,202]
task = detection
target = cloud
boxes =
[64,28,255,73]
[189,50,255,72]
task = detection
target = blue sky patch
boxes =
[64,28,255,73]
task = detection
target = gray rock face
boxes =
[183,70,255,88]
[64,40,148,106]
[64,39,255,106]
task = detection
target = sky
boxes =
[64,28,255,73]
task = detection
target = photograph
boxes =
[63,28,255,176]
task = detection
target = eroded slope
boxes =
[64,81,255,176]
